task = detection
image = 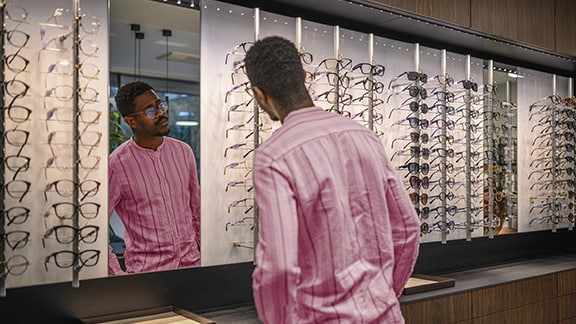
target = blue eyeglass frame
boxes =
[127,101,169,119]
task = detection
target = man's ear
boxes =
[123,116,137,129]
[252,86,268,106]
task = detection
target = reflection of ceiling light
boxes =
[176,121,199,127]
[507,72,525,79]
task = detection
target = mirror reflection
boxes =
[108,0,200,274]
[483,63,518,235]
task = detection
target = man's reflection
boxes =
[108,81,200,275]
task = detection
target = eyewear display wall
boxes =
[0,0,574,298]
[1,0,109,294]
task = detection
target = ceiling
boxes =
[109,0,200,81]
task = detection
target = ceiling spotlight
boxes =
[177,0,181,4]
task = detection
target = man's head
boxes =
[244,36,312,122]
[114,81,170,137]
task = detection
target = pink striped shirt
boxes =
[108,137,200,275]
[252,107,420,323]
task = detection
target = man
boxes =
[108,81,200,275]
[244,36,420,323]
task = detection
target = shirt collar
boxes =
[128,136,165,152]
[283,106,323,124]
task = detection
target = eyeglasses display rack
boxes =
[1,0,108,296]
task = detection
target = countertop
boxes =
[198,253,576,323]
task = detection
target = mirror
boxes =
[108,0,200,274]
[483,62,519,235]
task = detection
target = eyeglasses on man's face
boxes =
[127,101,168,119]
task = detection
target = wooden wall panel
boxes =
[368,0,470,27]
[471,0,555,51]
[558,293,576,321]
[472,299,558,324]
[558,269,576,296]
[555,0,576,56]
[471,274,557,317]
[401,292,471,324]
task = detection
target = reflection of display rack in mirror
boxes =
[1,0,109,296]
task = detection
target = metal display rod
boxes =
[252,7,260,263]
[71,0,81,288]
[1,0,7,298]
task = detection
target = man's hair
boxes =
[244,36,309,109]
[114,81,154,117]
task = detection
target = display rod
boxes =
[72,0,82,288]
[0,0,7,298]
[413,43,421,233]
[440,49,448,244]
[551,75,557,233]
[487,60,495,239]
[571,78,575,232]
[505,81,514,230]
[252,7,260,262]
[333,25,341,114]
[366,33,374,132]
[465,55,472,242]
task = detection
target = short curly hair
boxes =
[244,36,309,109]
[114,81,154,117]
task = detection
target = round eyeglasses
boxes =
[127,102,168,119]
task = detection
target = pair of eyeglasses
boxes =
[314,58,352,73]
[4,104,32,126]
[349,77,384,93]
[4,53,30,74]
[391,117,429,129]
[46,202,101,220]
[6,30,30,57]
[4,180,31,203]
[390,146,430,161]
[4,155,30,181]
[1,230,30,250]
[44,249,101,272]
[298,47,313,65]
[225,180,254,192]
[5,79,30,99]
[429,191,456,203]
[45,107,102,132]
[225,216,256,231]
[0,255,30,277]
[44,85,99,103]
[352,63,385,76]
[348,92,384,108]
[227,97,255,121]
[409,192,428,205]
[42,33,99,57]
[399,162,430,176]
[310,71,350,88]
[42,225,99,248]
[228,197,255,214]
[224,143,255,158]
[224,81,253,103]
[47,130,102,156]
[314,89,353,106]
[390,132,428,148]
[431,220,458,232]
[225,42,254,64]
[387,102,429,118]
[44,179,101,202]
[387,71,428,89]
[457,79,478,92]
[3,207,30,226]
[409,176,429,189]
[350,108,383,125]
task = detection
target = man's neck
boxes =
[133,134,163,150]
